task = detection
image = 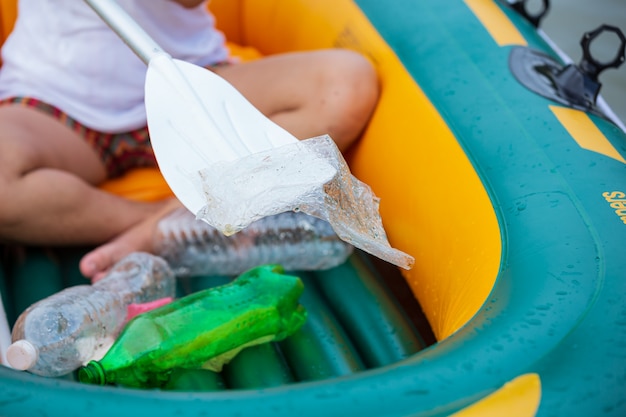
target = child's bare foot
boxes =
[79,199,182,282]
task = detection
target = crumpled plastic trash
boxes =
[194,135,414,270]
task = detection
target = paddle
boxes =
[83,0,335,216]
[83,0,414,269]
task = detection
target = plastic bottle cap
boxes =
[6,340,38,370]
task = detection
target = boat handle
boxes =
[578,25,626,82]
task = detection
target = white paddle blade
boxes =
[144,55,298,214]
[142,55,411,270]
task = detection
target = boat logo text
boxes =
[603,191,626,225]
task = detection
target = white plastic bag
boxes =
[194,135,414,270]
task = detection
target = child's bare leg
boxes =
[0,105,169,274]
[82,49,379,279]
[214,49,379,150]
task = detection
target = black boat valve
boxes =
[509,24,626,117]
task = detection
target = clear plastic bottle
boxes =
[155,209,354,277]
[79,264,306,388]
[6,252,176,377]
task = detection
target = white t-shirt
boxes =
[0,0,228,132]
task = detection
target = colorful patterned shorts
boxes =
[0,97,157,178]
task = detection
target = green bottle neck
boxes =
[79,361,106,385]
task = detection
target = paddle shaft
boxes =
[83,0,168,65]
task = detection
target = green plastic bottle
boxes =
[79,264,306,388]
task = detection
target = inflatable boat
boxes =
[1,0,625,416]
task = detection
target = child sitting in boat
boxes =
[0,0,379,281]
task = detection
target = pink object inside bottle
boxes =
[126,297,174,322]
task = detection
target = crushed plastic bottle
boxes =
[155,208,354,276]
[7,252,176,377]
[79,264,307,388]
